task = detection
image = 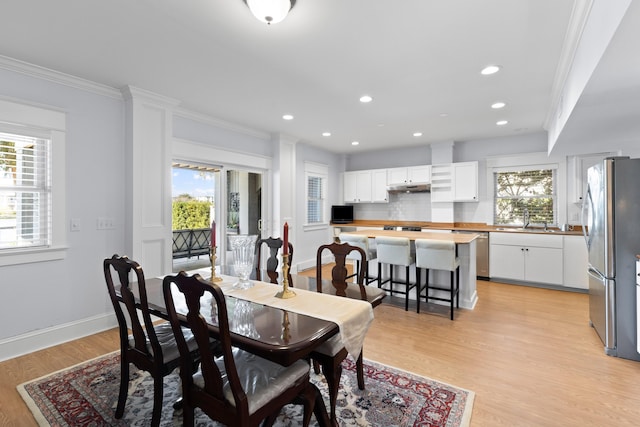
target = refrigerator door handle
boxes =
[581,185,593,249]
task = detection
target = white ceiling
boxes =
[0,0,603,154]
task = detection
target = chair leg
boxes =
[311,383,332,427]
[298,382,317,427]
[404,266,410,311]
[425,269,430,304]
[320,358,342,424]
[182,402,195,427]
[115,355,129,418]
[151,373,163,427]
[356,350,365,390]
[312,359,321,375]
[450,270,455,321]
[416,268,421,313]
[456,266,460,308]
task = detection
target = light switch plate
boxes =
[70,218,81,232]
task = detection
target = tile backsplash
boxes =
[353,192,431,222]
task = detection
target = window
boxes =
[0,99,66,266]
[494,168,556,225]
[0,133,50,249]
[305,162,328,227]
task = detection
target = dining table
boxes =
[131,269,375,426]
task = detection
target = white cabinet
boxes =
[570,153,616,204]
[343,169,388,203]
[387,165,431,185]
[563,235,588,289]
[490,232,564,285]
[371,169,389,202]
[453,161,478,201]
[431,161,478,202]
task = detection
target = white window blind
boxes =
[307,175,323,223]
[0,132,51,250]
[494,168,556,225]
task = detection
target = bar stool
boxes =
[375,236,415,311]
[339,233,377,284]
[415,239,460,320]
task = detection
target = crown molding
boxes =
[544,0,594,129]
[0,54,122,100]
[173,106,271,140]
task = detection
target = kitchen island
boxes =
[340,229,479,310]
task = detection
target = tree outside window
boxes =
[494,169,555,226]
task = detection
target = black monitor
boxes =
[331,205,354,224]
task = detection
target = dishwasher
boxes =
[452,230,489,280]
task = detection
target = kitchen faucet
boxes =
[522,208,530,229]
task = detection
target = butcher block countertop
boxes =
[331,220,583,236]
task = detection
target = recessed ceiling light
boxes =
[351,141,360,146]
[322,132,331,137]
[359,95,373,103]
[439,113,449,118]
[481,65,501,75]
[282,114,294,120]
[496,120,508,126]
[491,102,506,109]
[413,132,423,137]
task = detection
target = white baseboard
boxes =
[0,314,118,362]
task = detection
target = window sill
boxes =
[303,223,329,232]
[0,246,68,267]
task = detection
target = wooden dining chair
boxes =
[312,242,386,422]
[254,237,293,284]
[162,271,326,427]
[103,254,205,427]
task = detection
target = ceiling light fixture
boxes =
[351,141,360,146]
[496,120,508,126]
[243,0,296,25]
[481,65,501,75]
[413,132,423,137]
[282,114,294,120]
[359,95,373,103]
[322,132,331,137]
[491,102,506,109]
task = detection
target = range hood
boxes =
[387,183,431,193]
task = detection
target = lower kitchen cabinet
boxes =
[490,232,564,285]
[563,235,588,289]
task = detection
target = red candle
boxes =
[283,222,289,255]
[211,220,216,247]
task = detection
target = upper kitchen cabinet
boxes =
[431,161,478,202]
[343,168,388,203]
[453,161,478,201]
[569,152,617,204]
[387,165,431,185]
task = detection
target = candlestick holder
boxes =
[281,311,291,343]
[275,253,296,299]
[209,246,223,283]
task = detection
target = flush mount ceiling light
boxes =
[481,65,501,75]
[322,132,331,137]
[413,132,423,137]
[359,95,373,103]
[351,141,360,146]
[282,114,294,120]
[491,101,506,109]
[243,0,296,25]
[496,120,509,126]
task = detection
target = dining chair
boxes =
[415,239,460,319]
[103,254,206,427]
[312,242,386,422]
[254,237,294,284]
[376,236,416,311]
[162,271,326,427]
[338,233,378,284]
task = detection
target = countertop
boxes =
[331,220,584,236]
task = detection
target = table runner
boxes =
[189,268,373,359]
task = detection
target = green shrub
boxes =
[172,201,211,230]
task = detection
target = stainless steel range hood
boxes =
[387,183,431,193]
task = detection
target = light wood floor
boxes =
[2,276,640,426]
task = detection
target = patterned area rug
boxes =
[18,351,474,426]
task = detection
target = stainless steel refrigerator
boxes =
[582,156,640,361]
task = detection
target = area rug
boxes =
[18,351,474,426]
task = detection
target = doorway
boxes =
[225,169,263,237]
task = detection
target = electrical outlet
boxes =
[70,218,81,232]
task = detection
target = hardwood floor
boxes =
[2,276,640,426]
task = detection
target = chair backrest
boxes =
[375,236,412,266]
[254,237,294,284]
[338,233,373,261]
[415,239,459,271]
[162,271,249,423]
[103,254,161,361]
[316,242,367,300]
